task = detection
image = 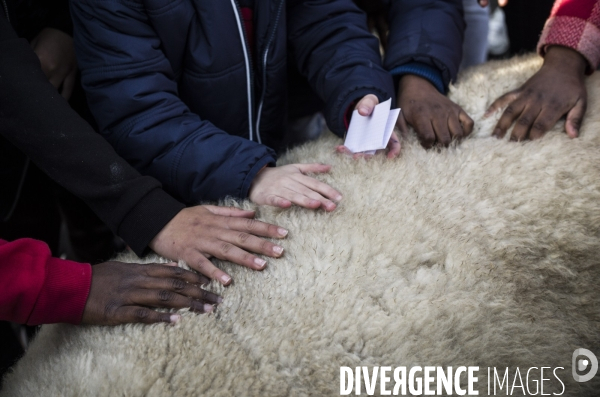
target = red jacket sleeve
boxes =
[538,0,600,74]
[0,239,92,325]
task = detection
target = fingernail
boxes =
[216,296,224,303]
[254,258,267,268]
[492,128,501,138]
[277,228,288,236]
[220,274,231,284]
[166,262,178,267]
[359,106,369,114]
[335,195,343,201]
[483,111,491,118]
[273,246,284,255]
[204,304,214,313]
[170,314,181,323]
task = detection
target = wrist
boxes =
[544,46,587,76]
[398,74,437,93]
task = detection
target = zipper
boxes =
[230,0,256,141]
[255,0,284,145]
[2,0,10,22]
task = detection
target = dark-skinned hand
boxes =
[485,46,587,140]
[150,205,288,286]
[81,261,221,326]
[397,75,474,148]
[30,28,78,100]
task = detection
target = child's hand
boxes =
[336,94,401,159]
[397,75,473,148]
[249,164,342,211]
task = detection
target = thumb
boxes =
[565,98,587,138]
[355,94,379,116]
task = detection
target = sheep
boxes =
[2,55,599,396]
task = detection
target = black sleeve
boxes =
[0,15,185,256]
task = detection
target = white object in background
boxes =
[344,98,400,154]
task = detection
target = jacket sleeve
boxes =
[0,239,91,325]
[70,0,276,204]
[537,0,600,74]
[0,14,184,256]
[286,0,395,137]
[382,0,465,91]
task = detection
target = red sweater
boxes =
[0,239,91,325]
[538,0,600,73]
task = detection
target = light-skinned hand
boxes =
[397,74,474,148]
[335,94,402,159]
[478,0,507,7]
[81,261,221,325]
[150,206,288,286]
[249,164,342,212]
[30,28,78,100]
[484,46,587,140]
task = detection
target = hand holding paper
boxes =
[337,96,401,158]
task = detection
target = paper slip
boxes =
[343,98,401,154]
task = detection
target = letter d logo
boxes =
[572,348,598,383]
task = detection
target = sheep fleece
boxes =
[3,55,600,396]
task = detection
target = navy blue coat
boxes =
[383,0,465,89]
[71,0,394,204]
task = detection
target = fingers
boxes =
[112,307,180,325]
[283,189,323,210]
[187,253,232,286]
[140,277,222,304]
[528,107,563,140]
[144,263,211,286]
[414,119,437,149]
[224,215,289,239]
[565,98,587,138]
[335,145,353,155]
[484,91,519,119]
[355,94,379,116]
[131,288,216,313]
[204,205,256,219]
[216,227,285,259]
[294,163,332,174]
[205,237,279,271]
[294,173,342,202]
[498,0,508,6]
[459,111,474,137]
[396,113,409,135]
[431,116,452,146]
[509,105,541,141]
[265,195,293,209]
[292,182,338,211]
[386,130,401,159]
[61,70,76,100]
[447,114,465,142]
[492,97,526,139]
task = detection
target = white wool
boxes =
[2,55,600,396]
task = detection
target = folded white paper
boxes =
[344,98,401,154]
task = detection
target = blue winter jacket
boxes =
[70,0,395,204]
[382,0,465,93]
